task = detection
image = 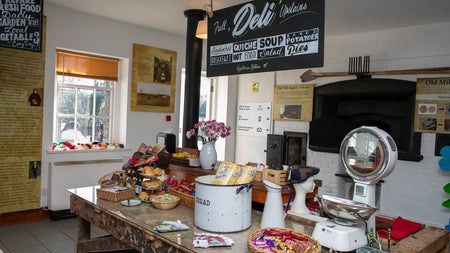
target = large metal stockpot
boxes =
[194,175,252,232]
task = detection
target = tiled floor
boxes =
[0,217,108,253]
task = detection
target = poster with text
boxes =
[414,77,450,133]
[273,84,313,121]
[131,43,177,112]
[207,0,324,77]
[0,0,43,52]
[237,103,272,137]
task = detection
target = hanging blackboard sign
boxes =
[207,0,324,77]
[0,0,43,52]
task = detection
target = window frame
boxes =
[53,49,121,145]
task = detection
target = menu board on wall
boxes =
[0,0,43,52]
[414,77,450,133]
[237,103,272,137]
[207,0,324,77]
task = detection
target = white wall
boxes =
[41,4,185,206]
[235,72,275,164]
[235,22,450,228]
[41,3,449,228]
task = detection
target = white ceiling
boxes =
[43,0,450,37]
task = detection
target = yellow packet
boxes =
[235,165,256,184]
[212,161,239,185]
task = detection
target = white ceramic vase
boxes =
[200,141,217,170]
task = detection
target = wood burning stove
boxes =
[266,131,307,168]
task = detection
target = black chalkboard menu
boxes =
[207,0,324,77]
[0,0,43,52]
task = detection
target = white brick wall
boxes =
[235,22,450,228]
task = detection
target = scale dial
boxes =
[340,126,398,184]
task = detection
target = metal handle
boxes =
[235,183,252,194]
[282,186,293,217]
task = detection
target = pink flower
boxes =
[185,120,231,144]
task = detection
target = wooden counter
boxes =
[166,164,320,204]
[69,186,325,253]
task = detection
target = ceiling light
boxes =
[196,19,208,39]
[195,1,214,40]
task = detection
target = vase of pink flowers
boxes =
[186,120,231,170]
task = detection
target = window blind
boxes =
[56,50,119,81]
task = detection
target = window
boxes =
[178,69,213,145]
[54,50,119,144]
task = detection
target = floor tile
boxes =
[0,228,32,241]
[9,244,50,253]
[24,220,60,236]
[0,217,78,253]
[56,249,76,253]
[35,231,71,244]
[45,239,76,253]
[2,236,41,251]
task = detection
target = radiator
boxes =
[48,158,125,212]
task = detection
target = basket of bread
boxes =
[151,193,180,210]
[247,227,321,253]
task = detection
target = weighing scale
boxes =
[312,126,398,252]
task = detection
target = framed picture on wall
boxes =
[131,43,177,112]
[273,84,314,121]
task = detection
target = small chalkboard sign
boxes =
[0,0,43,52]
[207,0,324,77]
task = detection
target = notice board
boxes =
[207,0,324,77]
[0,0,43,52]
[414,77,450,133]
[237,103,272,137]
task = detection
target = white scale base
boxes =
[312,220,367,252]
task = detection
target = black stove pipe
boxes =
[183,9,205,149]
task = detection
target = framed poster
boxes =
[273,84,313,121]
[207,0,324,77]
[131,43,177,112]
[414,77,450,133]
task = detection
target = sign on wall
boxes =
[207,0,324,77]
[237,103,272,137]
[0,0,43,52]
[414,77,450,133]
[273,84,314,121]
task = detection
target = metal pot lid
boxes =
[340,126,398,184]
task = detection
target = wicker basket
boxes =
[98,170,124,188]
[247,227,321,253]
[96,187,134,202]
[151,194,180,210]
[168,188,195,208]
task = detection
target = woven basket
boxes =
[96,187,134,202]
[169,188,195,208]
[151,195,180,210]
[247,227,321,253]
[98,170,123,188]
